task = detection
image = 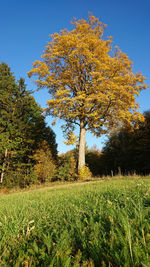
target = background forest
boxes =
[0,62,57,187]
[0,62,149,188]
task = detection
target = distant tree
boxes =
[14,78,58,164]
[85,147,102,176]
[28,14,147,172]
[0,62,19,183]
[56,151,77,181]
[102,129,137,175]
[33,141,56,182]
[135,111,150,174]
[0,63,57,185]
[102,111,150,175]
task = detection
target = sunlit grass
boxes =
[0,177,150,266]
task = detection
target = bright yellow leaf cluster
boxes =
[78,165,92,180]
[28,14,148,136]
[63,131,78,146]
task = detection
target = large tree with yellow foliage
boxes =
[28,15,148,172]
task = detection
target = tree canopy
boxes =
[28,14,148,171]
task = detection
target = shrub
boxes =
[1,167,37,188]
[33,141,56,183]
[55,153,77,181]
[78,165,92,180]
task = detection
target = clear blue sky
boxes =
[1,0,150,154]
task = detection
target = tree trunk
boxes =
[78,122,86,172]
[0,148,8,184]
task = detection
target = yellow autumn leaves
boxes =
[28,14,148,138]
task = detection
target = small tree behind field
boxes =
[33,141,56,182]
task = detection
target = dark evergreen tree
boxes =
[0,63,57,186]
[0,62,19,183]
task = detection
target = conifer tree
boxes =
[0,62,19,183]
[0,63,57,185]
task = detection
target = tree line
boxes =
[0,62,57,187]
[100,110,150,176]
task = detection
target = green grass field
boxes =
[0,177,150,266]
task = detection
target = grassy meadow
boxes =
[0,177,150,266]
